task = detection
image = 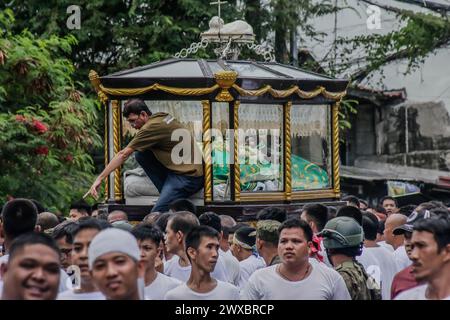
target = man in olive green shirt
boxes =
[86,99,203,212]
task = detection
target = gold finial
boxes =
[214,71,238,101]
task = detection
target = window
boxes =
[238,103,284,193]
[290,104,332,191]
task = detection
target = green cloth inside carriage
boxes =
[212,147,329,190]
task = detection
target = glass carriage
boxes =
[89,58,348,220]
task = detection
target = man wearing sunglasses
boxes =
[85,99,204,212]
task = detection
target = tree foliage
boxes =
[1,0,240,81]
[0,9,102,212]
[1,1,448,211]
[335,1,450,82]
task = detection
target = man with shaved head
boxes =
[384,213,409,271]
[37,212,59,232]
[107,210,128,224]
[384,214,407,250]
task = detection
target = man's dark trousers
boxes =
[135,149,204,212]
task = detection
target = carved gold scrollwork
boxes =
[100,83,220,97]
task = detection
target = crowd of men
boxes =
[0,196,448,300]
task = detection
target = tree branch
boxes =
[350,48,412,82]
[350,38,450,82]
[359,0,404,14]
[395,0,450,13]
[360,0,449,15]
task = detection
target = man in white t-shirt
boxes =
[218,215,237,253]
[256,220,281,266]
[200,212,240,286]
[131,224,181,299]
[231,226,266,288]
[395,215,450,300]
[361,213,398,300]
[57,219,106,300]
[89,228,146,300]
[165,225,240,300]
[384,214,408,270]
[0,199,70,294]
[241,218,350,300]
[164,211,229,283]
[1,232,61,300]
[164,211,200,281]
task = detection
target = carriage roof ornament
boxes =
[174,1,275,62]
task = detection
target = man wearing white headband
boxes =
[88,228,145,300]
[230,226,266,288]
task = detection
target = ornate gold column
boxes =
[111,100,123,201]
[284,102,292,201]
[89,70,110,201]
[233,101,241,201]
[332,101,341,197]
[104,106,109,202]
[202,100,212,203]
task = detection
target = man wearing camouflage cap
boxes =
[319,216,381,300]
[256,220,281,266]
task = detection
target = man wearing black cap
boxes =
[395,215,450,300]
[230,226,266,288]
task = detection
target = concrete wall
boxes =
[359,101,450,171]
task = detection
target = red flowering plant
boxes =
[0,9,102,212]
[32,119,48,134]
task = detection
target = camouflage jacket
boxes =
[335,260,382,300]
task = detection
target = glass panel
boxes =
[291,104,332,191]
[238,104,283,192]
[228,62,279,78]
[122,101,204,198]
[265,64,327,80]
[208,62,225,74]
[212,103,231,201]
[120,61,204,78]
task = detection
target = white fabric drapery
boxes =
[122,101,329,139]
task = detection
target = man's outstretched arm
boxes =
[84,146,135,199]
